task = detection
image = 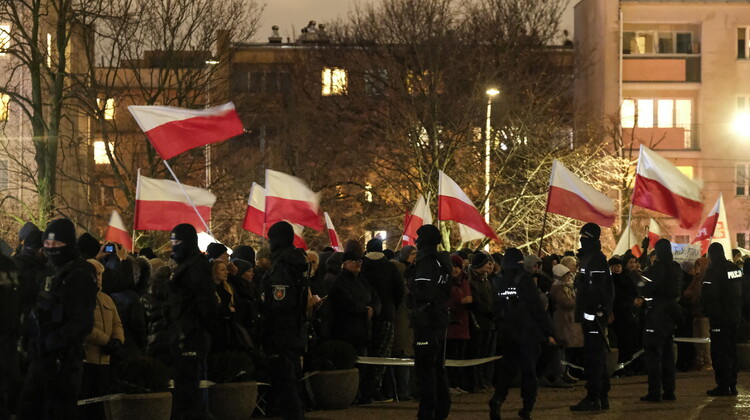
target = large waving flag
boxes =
[242,182,266,237]
[647,218,662,246]
[134,174,216,232]
[128,102,244,160]
[546,159,616,226]
[438,170,498,242]
[403,195,433,246]
[632,146,703,228]
[613,224,642,258]
[105,210,133,251]
[265,169,323,231]
[324,212,342,252]
[692,193,732,259]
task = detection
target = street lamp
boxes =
[485,88,500,232]
[733,112,750,137]
[205,59,219,192]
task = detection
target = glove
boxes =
[641,236,649,251]
[103,338,122,355]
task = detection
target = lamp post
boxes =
[205,58,219,190]
[484,88,500,230]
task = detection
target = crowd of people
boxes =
[0,218,748,420]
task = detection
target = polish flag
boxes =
[647,218,662,246]
[438,171,498,242]
[546,160,616,226]
[265,170,323,231]
[134,174,216,232]
[613,224,643,258]
[105,210,133,252]
[692,193,732,259]
[324,212,342,252]
[242,182,308,249]
[403,195,433,247]
[128,102,244,160]
[632,146,703,228]
[242,182,266,237]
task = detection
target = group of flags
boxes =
[98,101,730,255]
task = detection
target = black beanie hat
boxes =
[77,232,101,259]
[233,258,253,278]
[268,221,294,251]
[708,242,725,262]
[502,248,524,271]
[608,257,623,266]
[139,247,157,260]
[170,223,197,244]
[23,230,43,249]
[232,245,256,265]
[18,221,39,242]
[366,238,383,253]
[416,224,441,247]
[206,243,228,260]
[471,251,490,269]
[44,218,77,245]
[580,223,601,240]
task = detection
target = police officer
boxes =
[406,224,452,420]
[639,239,681,402]
[18,218,98,420]
[490,248,556,420]
[168,223,218,420]
[570,223,614,412]
[260,221,310,420]
[702,242,742,396]
[0,255,20,420]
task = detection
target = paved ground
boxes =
[275,371,750,419]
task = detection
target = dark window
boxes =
[365,69,387,96]
[737,233,746,249]
[676,33,692,54]
[737,164,747,196]
[0,160,7,191]
[250,72,264,93]
[739,28,747,59]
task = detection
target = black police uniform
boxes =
[702,243,743,396]
[490,248,554,420]
[0,255,20,420]
[261,222,309,420]
[18,219,98,420]
[406,225,452,420]
[639,239,681,401]
[571,223,614,412]
[168,224,218,420]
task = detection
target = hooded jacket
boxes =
[641,239,682,327]
[405,245,452,340]
[702,244,742,326]
[574,239,614,332]
[361,251,404,322]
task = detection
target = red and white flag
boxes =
[324,212,342,252]
[632,146,703,228]
[438,170,498,242]
[265,169,323,231]
[105,210,133,251]
[613,224,643,258]
[403,195,433,246]
[134,173,216,232]
[242,182,266,237]
[647,218,662,246]
[292,223,308,250]
[546,160,616,226]
[692,193,732,258]
[128,102,244,160]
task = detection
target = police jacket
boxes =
[494,268,554,343]
[168,251,218,356]
[28,257,97,358]
[405,247,452,338]
[702,258,742,327]
[330,268,382,347]
[574,247,614,332]
[641,259,682,324]
[260,245,309,352]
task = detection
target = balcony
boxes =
[621,126,699,150]
[623,55,701,83]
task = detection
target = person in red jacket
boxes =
[446,254,472,394]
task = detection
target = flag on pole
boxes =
[242,182,266,237]
[546,159,616,226]
[692,193,732,259]
[134,174,216,232]
[292,224,308,250]
[647,218,662,246]
[403,195,433,246]
[614,224,642,257]
[105,210,133,251]
[632,146,703,228]
[438,170,498,242]
[265,169,323,231]
[324,212,342,252]
[128,102,244,160]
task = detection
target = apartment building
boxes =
[575,0,750,246]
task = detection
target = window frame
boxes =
[321,67,348,96]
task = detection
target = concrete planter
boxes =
[737,343,750,370]
[104,392,172,420]
[306,368,359,409]
[208,381,258,420]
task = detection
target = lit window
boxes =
[0,25,9,56]
[621,99,635,128]
[93,141,114,164]
[46,33,51,68]
[97,98,115,120]
[321,67,347,96]
[657,100,674,128]
[637,99,654,128]
[676,166,693,179]
[364,182,373,202]
[0,93,9,121]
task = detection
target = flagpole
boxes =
[162,159,214,237]
[538,160,557,257]
[625,145,644,250]
[538,210,549,258]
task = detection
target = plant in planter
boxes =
[207,350,258,420]
[305,340,360,409]
[105,356,172,420]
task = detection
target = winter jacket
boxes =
[495,269,554,344]
[469,269,495,331]
[140,266,172,364]
[361,252,405,323]
[612,271,639,326]
[84,291,125,365]
[447,272,471,340]
[405,247,452,342]
[702,259,743,327]
[391,259,414,357]
[330,268,382,349]
[12,249,47,317]
[574,245,614,335]
[550,281,583,348]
